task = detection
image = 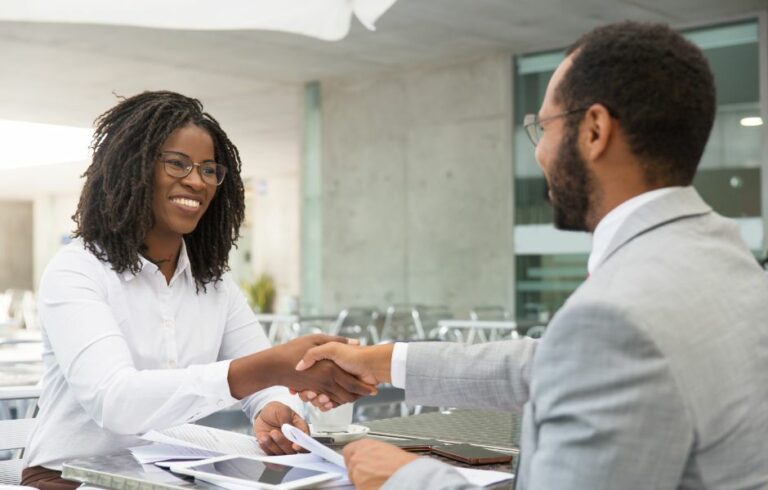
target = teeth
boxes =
[170,197,200,209]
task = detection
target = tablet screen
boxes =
[192,457,325,485]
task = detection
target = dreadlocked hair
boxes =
[72,90,245,292]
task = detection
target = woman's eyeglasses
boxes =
[158,151,227,186]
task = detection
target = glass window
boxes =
[512,20,763,321]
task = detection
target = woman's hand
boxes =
[228,334,377,406]
[253,401,308,455]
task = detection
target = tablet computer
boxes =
[171,455,339,490]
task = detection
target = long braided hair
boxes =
[72,91,245,291]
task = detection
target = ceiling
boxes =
[0,0,764,197]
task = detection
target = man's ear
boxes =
[581,103,614,162]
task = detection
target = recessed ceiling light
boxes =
[740,116,764,127]
[0,120,92,169]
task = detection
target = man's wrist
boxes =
[369,344,395,384]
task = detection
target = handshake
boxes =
[285,334,393,410]
[226,334,395,458]
[229,334,393,411]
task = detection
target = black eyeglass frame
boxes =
[522,107,590,147]
[157,151,228,186]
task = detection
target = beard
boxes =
[547,122,595,231]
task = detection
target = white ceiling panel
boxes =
[0,0,763,196]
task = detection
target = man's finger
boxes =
[335,369,378,397]
[343,439,362,462]
[295,343,340,371]
[296,390,317,403]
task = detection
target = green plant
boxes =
[244,274,276,313]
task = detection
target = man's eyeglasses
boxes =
[158,151,227,186]
[523,108,588,146]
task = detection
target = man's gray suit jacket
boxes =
[384,187,768,490]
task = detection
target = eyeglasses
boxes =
[523,108,589,146]
[158,151,227,186]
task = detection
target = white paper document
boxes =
[280,424,513,488]
[143,424,266,456]
[455,467,514,487]
[281,423,346,468]
[129,442,221,464]
[134,423,511,487]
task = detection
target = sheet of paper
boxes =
[455,467,514,487]
[129,442,221,464]
[142,424,266,457]
[281,424,346,468]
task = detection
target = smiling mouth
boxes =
[170,197,201,210]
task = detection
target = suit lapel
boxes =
[592,186,712,272]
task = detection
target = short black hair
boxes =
[73,90,245,291]
[558,21,716,185]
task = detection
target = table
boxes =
[0,330,43,387]
[62,410,517,489]
[436,320,519,343]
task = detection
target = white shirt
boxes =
[25,239,301,469]
[390,187,683,388]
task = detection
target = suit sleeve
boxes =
[383,458,481,490]
[404,338,536,411]
[521,301,693,490]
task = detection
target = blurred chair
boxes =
[470,305,514,342]
[381,304,455,342]
[19,292,38,332]
[254,314,299,344]
[0,293,11,323]
[380,304,423,342]
[331,307,381,345]
[525,325,547,339]
[0,386,40,485]
[292,315,335,338]
[414,305,454,340]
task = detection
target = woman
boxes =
[21,91,372,490]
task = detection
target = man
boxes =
[297,21,768,489]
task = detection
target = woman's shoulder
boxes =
[208,270,240,295]
[42,238,113,280]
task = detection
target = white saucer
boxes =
[309,423,370,443]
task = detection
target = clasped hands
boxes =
[244,335,380,453]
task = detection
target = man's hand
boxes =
[253,401,308,455]
[294,343,394,410]
[228,334,377,406]
[343,439,419,490]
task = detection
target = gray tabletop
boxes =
[62,409,518,489]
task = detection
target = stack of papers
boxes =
[130,424,265,463]
[130,423,513,488]
[280,424,513,488]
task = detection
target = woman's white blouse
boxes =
[24,239,300,469]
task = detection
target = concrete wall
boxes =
[0,201,34,290]
[248,177,301,311]
[317,54,515,315]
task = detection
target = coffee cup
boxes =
[307,402,354,433]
